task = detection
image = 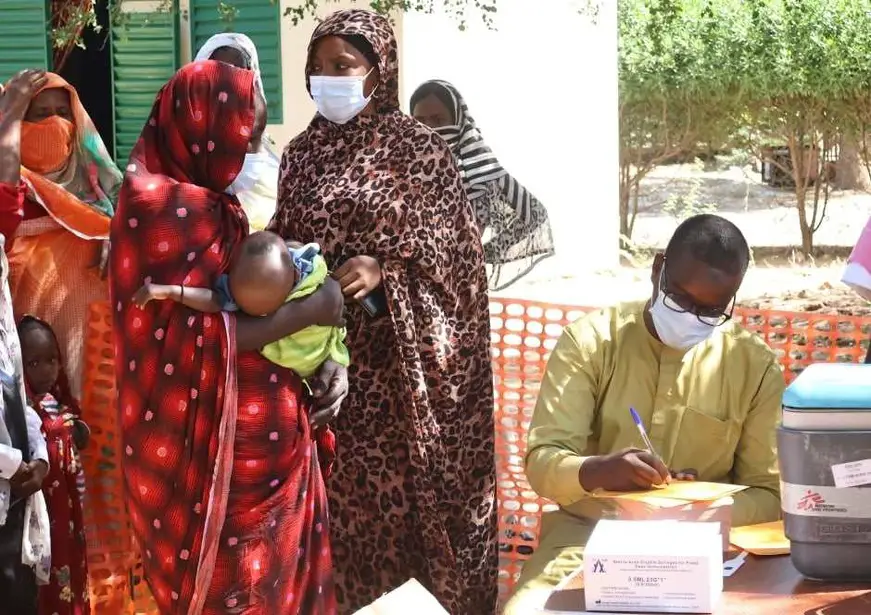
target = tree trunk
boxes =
[834,132,871,191]
[788,136,815,258]
[619,164,631,252]
[795,187,814,257]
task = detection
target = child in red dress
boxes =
[17,315,90,615]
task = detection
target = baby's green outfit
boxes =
[217,242,349,378]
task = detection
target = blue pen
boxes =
[629,407,660,460]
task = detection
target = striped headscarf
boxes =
[411,79,555,290]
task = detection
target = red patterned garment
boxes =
[109,61,336,615]
[19,314,89,615]
[30,392,89,615]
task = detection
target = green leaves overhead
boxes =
[618,0,871,254]
[620,0,871,104]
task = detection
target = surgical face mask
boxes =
[649,272,721,351]
[226,151,278,196]
[21,116,74,174]
[309,70,375,125]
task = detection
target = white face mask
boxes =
[226,150,278,196]
[648,271,722,351]
[309,70,375,125]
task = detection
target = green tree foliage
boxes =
[620,0,871,255]
[53,0,496,54]
[282,0,496,29]
[617,0,748,249]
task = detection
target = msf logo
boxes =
[798,490,825,511]
[592,559,606,574]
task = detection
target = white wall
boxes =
[177,0,619,288]
[261,0,621,283]
[401,0,620,282]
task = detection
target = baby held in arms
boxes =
[134,230,349,379]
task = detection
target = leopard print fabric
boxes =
[268,9,498,614]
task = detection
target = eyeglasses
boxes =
[660,268,735,327]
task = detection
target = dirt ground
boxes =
[494,259,866,316]
[738,263,870,316]
[495,160,871,316]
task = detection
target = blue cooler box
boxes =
[778,363,871,581]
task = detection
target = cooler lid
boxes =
[783,363,871,410]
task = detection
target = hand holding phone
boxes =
[359,286,388,318]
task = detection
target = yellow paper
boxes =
[620,495,695,509]
[729,520,790,556]
[595,481,748,504]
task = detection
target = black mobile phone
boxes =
[359,286,388,318]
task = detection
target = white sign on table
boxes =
[352,579,448,615]
[582,520,723,614]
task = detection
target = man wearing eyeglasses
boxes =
[504,214,783,615]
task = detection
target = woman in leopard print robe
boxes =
[269,9,497,614]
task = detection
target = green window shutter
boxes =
[190,0,283,123]
[111,3,180,165]
[0,1,51,79]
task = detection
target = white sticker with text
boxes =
[831,459,871,489]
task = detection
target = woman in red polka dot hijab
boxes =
[109,60,346,614]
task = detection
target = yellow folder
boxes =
[729,520,790,556]
[594,480,748,504]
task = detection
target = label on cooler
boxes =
[831,459,871,489]
[781,481,871,518]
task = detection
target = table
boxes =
[544,554,871,614]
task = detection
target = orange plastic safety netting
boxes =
[78,299,871,612]
[79,301,157,614]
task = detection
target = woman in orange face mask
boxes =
[0,69,121,399]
